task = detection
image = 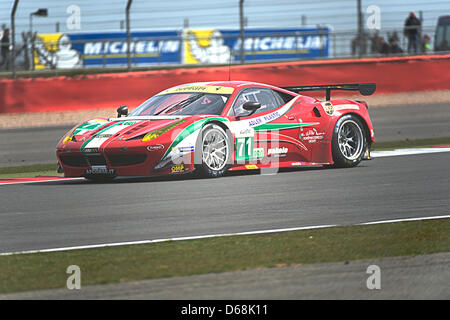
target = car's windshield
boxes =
[129,92,231,116]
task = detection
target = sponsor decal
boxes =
[301,128,325,143]
[96,133,114,139]
[333,104,360,111]
[62,133,75,144]
[253,148,264,159]
[85,166,115,175]
[147,144,165,152]
[245,164,259,170]
[321,102,334,115]
[236,127,254,138]
[176,146,195,153]
[248,118,263,127]
[291,162,306,166]
[268,147,288,156]
[158,85,234,95]
[83,148,99,153]
[121,121,137,126]
[142,119,186,142]
[171,164,185,173]
[262,111,281,122]
[254,122,319,131]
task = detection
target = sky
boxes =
[1,0,448,35]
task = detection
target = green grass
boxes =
[0,164,59,179]
[0,170,59,179]
[0,163,58,175]
[0,218,448,294]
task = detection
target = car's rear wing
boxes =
[281,83,376,101]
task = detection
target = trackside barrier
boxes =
[1,54,450,113]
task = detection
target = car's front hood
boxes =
[59,116,191,151]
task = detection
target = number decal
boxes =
[235,137,254,160]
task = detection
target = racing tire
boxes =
[330,114,367,168]
[195,124,232,178]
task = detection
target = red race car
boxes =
[56,81,376,180]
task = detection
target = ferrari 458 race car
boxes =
[56,81,376,180]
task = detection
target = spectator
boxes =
[389,36,403,54]
[421,34,431,53]
[378,37,390,55]
[370,30,381,54]
[403,11,421,54]
[1,25,10,69]
[351,36,358,56]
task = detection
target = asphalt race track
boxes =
[1,103,450,167]
[1,101,450,299]
[1,151,449,253]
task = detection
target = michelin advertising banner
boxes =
[184,28,329,65]
[33,31,181,69]
[34,27,329,69]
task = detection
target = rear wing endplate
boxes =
[281,83,376,101]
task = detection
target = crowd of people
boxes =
[352,11,432,57]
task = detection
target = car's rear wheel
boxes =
[195,124,231,178]
[331,115,366,168]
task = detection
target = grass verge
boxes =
[0,164,58,175]
[0,164,59,179]
[0,218,449,294]
[0,170,60,179]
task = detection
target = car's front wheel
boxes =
[331,115,367,168]
[195,124,231,178]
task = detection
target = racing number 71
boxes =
[236,137,254,161]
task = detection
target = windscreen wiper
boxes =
[154,94,205,116]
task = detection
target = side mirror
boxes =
[242,101,261,112]
[117,105,128,118]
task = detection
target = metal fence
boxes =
[1,25,441,74]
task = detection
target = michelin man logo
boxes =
[35,33,82,69]
[186,30,231,64]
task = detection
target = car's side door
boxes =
[229,87,310,164]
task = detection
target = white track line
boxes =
[371,147,450,158]
[359,215,450,225]
[1,215,449,256]
[0,224,337,256]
